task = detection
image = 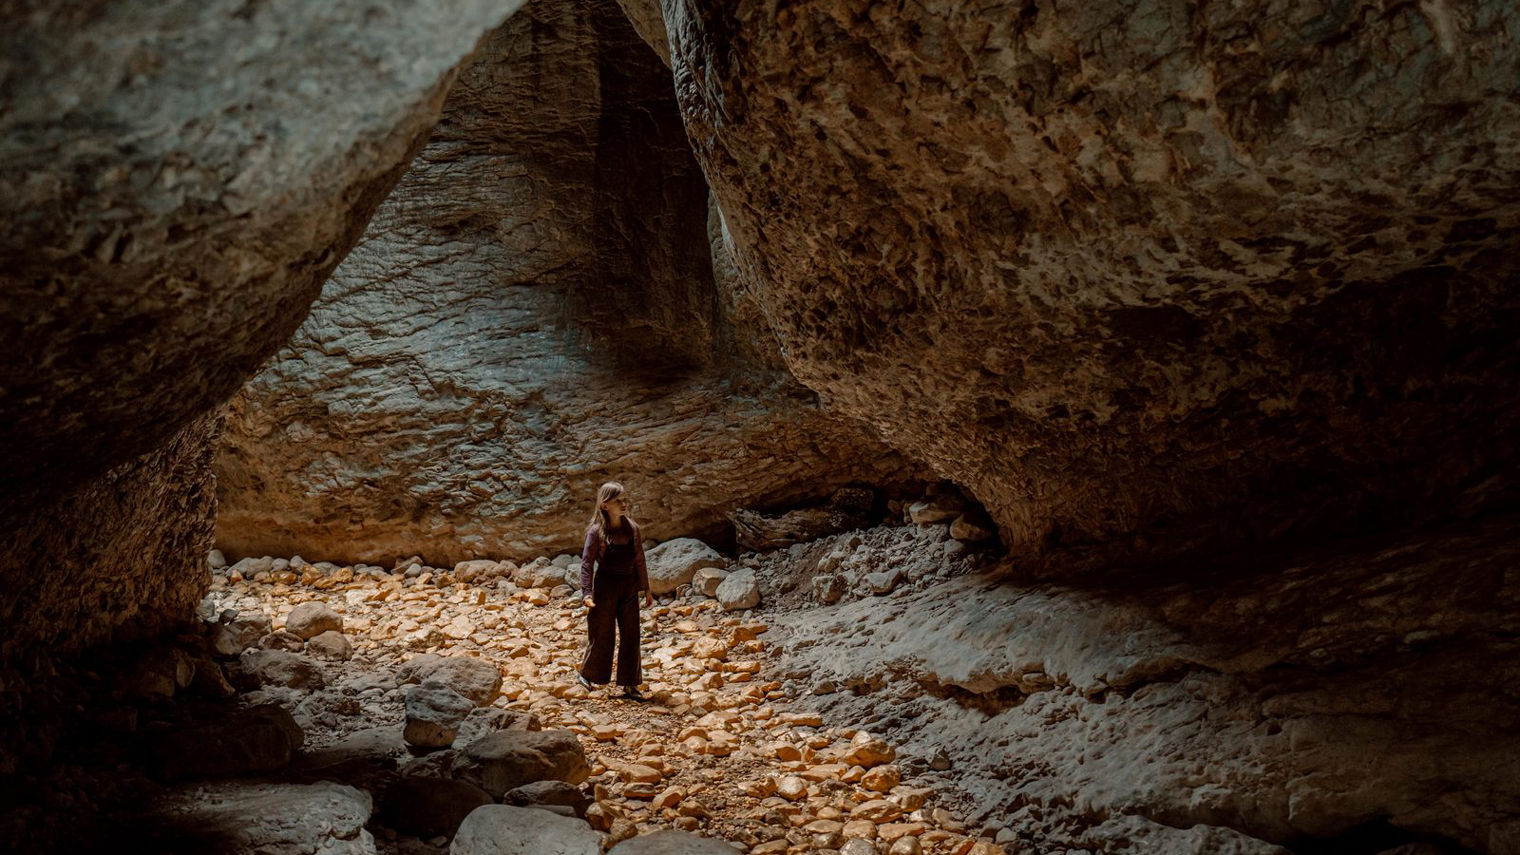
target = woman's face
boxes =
[602,494,629,515]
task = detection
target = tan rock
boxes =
[878,822,923,841]
[861,764,900,793]
[842,733,896,769]
[852,800,904,823]
[619,764,663,784]
[842,819,877,840]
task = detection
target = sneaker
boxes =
[619,686,646,702]
[576,673,596,692]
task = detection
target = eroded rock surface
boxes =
[0,0,525,660]
[771,512,1520,853]
[215,0,915,565]
[0,412,220,660]
[152,781,375,855]
[662,0,1520,568]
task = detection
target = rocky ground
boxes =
[2,501,1510,855]
[0,497,1000,855]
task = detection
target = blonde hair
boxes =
[587,481,637,545]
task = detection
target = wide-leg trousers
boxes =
[580,572,641,686]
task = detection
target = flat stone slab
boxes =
[151,780,375,855]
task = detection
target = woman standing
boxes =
[577,481,654,700]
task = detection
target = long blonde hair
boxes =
[587,481,637,545]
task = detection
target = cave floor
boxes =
[197,562,1000,855]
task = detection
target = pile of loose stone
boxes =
[173,526,1004,854]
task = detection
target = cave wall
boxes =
[214,0,917,566]
[777,511,1520,854]
[0,413,222,662]
[656,0,1520,571]
[0,0,525,659]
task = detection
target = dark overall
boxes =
[580,527,642,686]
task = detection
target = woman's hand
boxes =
[583,596,595,609]
[642,591,654,608]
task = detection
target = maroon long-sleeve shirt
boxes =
[580,521,650,593]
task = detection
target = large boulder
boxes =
[513,558,567,590]
[452,730,591,799]
[0,0,527,663]
[404,682,477,749]
[285,602,343,640]
[397,655,502,707]
[451,805,600,855]
[662,0,1520,570]
[715,568,760,612]
[150,781,374,855]
[505,781,592,818]
[239,650,325,691]
[380,777,493,840]
[149,704,303,782]
[644,539,726,595]
[212,0,918,567]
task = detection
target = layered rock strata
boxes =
[658,0,1520,569]
[0,0,525,658]
[215,0,913,565]
[772,512,1520,854]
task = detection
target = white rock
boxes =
[694,566,729,597]
[230,556,274,576]
[451,804,600,855]
[285,602,343,640]
[715,568,760,611]
[512,556,563,588]
[397,654,502,706]
[645,538,726,595]
[154,781,375,855]
[208,549,227,569]
[454,559,501,582]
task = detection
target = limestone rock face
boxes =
[0,0,525,661]
[773,512,1520,853]
[662,0,1520,568]
[0,411,220,661]
[215,0,915,566]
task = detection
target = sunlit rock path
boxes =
[204,541,1002,855]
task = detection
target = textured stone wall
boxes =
[0,0,524,659]
[214,0,915,566]
[659,0,1520,571]
[0,413,221,661]
[775,511,1520,853]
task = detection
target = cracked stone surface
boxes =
[215,0,915,565]
[659,0,1520,570]
[0,0,524,660]
[769,512,1520,853]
